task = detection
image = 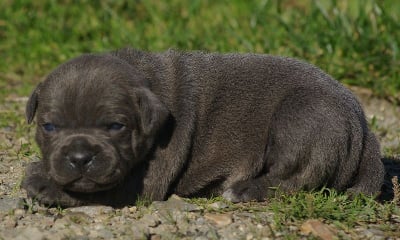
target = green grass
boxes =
[186,189,400,236]
[268,190,400,236]
[0,0,399,101]
[268,189,396,228]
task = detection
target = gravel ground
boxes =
[1,87,399,239]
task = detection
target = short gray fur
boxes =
[22,49,384,206]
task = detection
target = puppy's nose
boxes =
[66,150,95,170]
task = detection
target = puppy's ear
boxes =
[136,88,169,136]
[26,83,42,124]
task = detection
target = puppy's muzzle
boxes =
[49,133,122,192]
[62,137,99,173]
[65,149,96,171]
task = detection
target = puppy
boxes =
[22,49,384,207]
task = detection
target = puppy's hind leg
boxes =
[223,91,351,203]
[221,137,331,203]
[346,132,384,196]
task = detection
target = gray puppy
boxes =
[23,49,384,207]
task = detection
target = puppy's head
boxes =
[26,54,169,193]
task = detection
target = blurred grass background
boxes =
[0,0,399,101]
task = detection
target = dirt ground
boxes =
[0,86,399,239]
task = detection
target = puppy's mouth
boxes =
[64,176,120,193]
[62,168,123,193]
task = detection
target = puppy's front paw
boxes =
[23,175,55,205]
[23,174,81,207]
[222,180,266,203]
[22,163,81,207]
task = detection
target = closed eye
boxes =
[107,122,125,131]
[42,123,56,132]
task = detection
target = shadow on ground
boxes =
[380,157,400,201]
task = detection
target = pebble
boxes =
[194,236,209,240]
[64,211,92,224]
[362,228,385,239]
[67,205,114,217]
[152,194,202,212]
[208,201,229,210]
[129,206,137,213]
[4,217,17,228]
[13,208,25,217]
[14,226,44,240]
[53,217,69,230]
[204,213,233,227]
[0,196,22,213]
[140,213,161,227]
[130,223,150,239]
[300,219,337,240]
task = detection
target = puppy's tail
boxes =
[347,132,384,196]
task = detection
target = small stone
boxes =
[208,201,228,210]
[300,219,336,240]
[204,213,232,227]
[363,228,385,239]
[121,206,130,215]
[3,216,17,228]
[151,234,161,240]
[288,225,298,231]
[140,213,161,227]
[53,218,69,230]
[392,214,400,223]
[68,223,89,236]
[130,223,150,239]
[67,205,114,217]
[48,231,69,240]
[246,233,254,240]
[129,206,137,213]
[196,217,206,224]
[64,211,92,224]
[195,236,209,240]
[152,194,201,212]
[14,226,44,240]
[0,196,22,213]
[40,215,56,228]
[89,224,114,239]
[17,137,29,145]
[148,223,178,236]
[97,228,114,239]
[13,208,25,217]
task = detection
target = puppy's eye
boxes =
[107,123,125,131]
[42,123,56,132]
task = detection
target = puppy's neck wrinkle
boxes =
[111,48,188,114]
[111,49,206,201]
[145,51,183,109]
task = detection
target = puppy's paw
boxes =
[222,180,265,203]
[22,165,81,207]
[23,175,77,207]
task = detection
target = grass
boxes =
[268,189,395,228]
[0,0,399,101]
[267,191,400,238]
[186,189,400,237]
[1,0,400,238]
